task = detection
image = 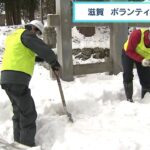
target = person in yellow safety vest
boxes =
[122,28,150,103]
[0,20,60,147]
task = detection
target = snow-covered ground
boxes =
[1,25,150,150]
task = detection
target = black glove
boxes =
[35,56,44,62]
[51,60,61,71]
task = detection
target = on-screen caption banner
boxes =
[73,1,150,23]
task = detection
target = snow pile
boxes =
[0,25,150,150]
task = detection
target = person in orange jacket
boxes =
[122,28,150,102]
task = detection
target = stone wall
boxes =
[73,47,110,60]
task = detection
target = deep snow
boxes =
[0,25,150,150]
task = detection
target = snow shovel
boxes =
[54,71,73,123]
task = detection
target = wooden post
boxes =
[110,0,128,74]
[55,0,73,81]
[110,23,128,74]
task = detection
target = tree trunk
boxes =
[28,8,35,21]
[5,0,13,25]
[46,0,55,14]
[5,0,21,25]
[13,0,21,25]
[27,0,36,21]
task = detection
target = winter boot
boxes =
[141,88,150,99]
[124,82,133,102]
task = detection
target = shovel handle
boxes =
[53,71,73,122]
[53,71,67,107]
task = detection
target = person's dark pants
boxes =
[122,50,150,98]
[1,84,37,146]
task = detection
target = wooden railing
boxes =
[45,0,149,81]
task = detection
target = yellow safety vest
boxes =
[1,29,35,75]
[124,29,150,59]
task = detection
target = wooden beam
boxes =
[47,14,60,27]
[128,23,150,27]
[73,62,112,76]
[72,23,111,27]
